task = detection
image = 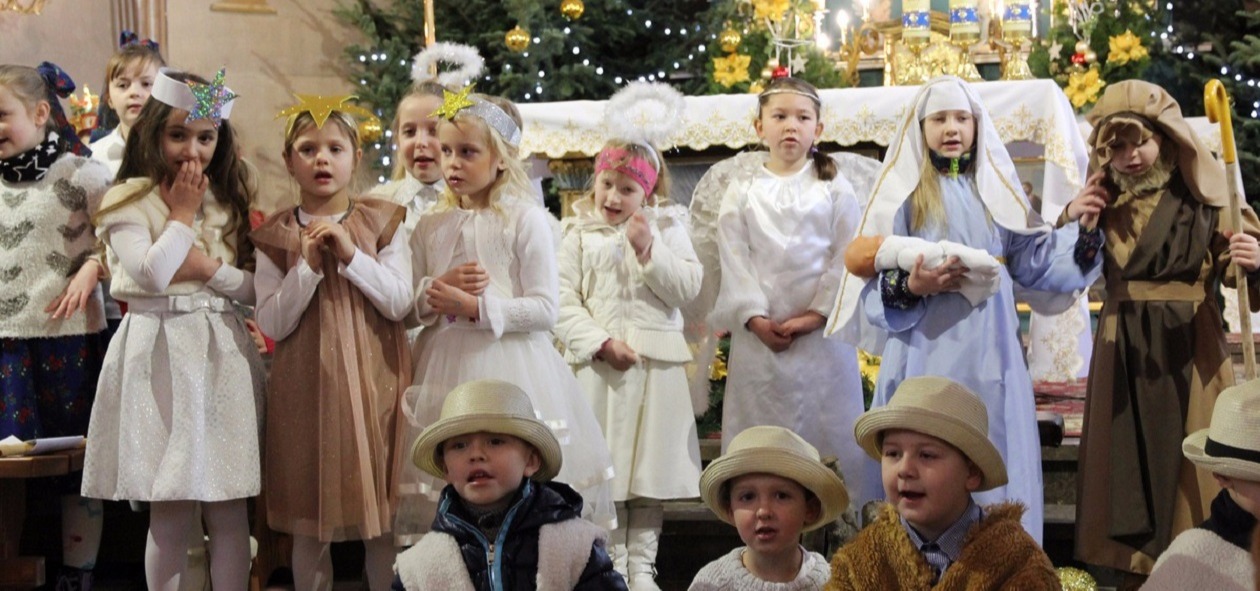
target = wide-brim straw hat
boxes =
[1183,380,1260,482]
[699,426,849,532]
[410,379,562,482]
[854,376,1008,491]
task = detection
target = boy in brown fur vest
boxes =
[827,376,1058,590]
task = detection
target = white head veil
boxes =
[826,76,1057,350]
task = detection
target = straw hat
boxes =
[698,426,849,532]
[853,376,1008,491]
[1183,380,1260,482]
[410,379,562,482]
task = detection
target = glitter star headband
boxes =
[275,93,381,137]
[430,84,522,147]
[151,67,237,127]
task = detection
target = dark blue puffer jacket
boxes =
[392,479,627,591]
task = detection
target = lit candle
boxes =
[837,9,851,45]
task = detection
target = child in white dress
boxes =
[556,86,703,586]
[703,76,873,511]
[395,87,617,544]
[81,68,264,591]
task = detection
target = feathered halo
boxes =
[602,81,686,149]
[411,42,485,88]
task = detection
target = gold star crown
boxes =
[276,93,380,136]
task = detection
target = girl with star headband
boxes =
[81,68,265,590]
[366,42,485,233]
[394,86,619,544]
[829,76,1105,544]
[553,81,702,588]
[251,97,412,589]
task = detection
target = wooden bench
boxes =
[0,448,85,589]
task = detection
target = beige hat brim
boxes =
[698,448,849,532]
[1183,429,1260,482]
[410,414,562,483]
[854,405,1008,491]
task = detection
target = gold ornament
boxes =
[560,0,584,20]
[1083,49,1098,64]
[1074,39,1091,54]
[761,66,774,79]
[719,27,743,53]
[1056,567,1098,591]
[505,25,530,53]
[358,117,383,143]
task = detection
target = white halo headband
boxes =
[411,42,485,88]
[150,67,237,127]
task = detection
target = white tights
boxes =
[291,534,396,591]
[144,499,250,591]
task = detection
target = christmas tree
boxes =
[335,0,713,178]
[1145,0,1260,200]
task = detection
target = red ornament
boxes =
[772,65,790,79]
[1070,52,1087,65]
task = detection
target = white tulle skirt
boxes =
[394,321,617,543]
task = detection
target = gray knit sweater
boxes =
[689,546,829,591]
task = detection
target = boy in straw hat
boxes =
[1143,382,1260,590]
[690,425,848,590]
[391,379,626,590]
[827,376,1057,590]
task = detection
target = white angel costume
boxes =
[827,77,1104,542]
[687,150,882,511]
[555,200,703,501]
[394,196,617,544]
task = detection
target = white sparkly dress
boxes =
[81,179,265,502]
[394,196,617,542]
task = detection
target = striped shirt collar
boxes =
[900,498,982,563]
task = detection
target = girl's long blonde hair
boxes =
[436,94,533,213]
[908,145,944,233]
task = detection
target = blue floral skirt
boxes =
[0,333,107,440]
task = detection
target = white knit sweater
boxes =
[689,546,830,591]
[0,155,109,338]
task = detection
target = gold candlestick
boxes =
[950,0,984,81]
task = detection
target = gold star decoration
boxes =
[276,93,381,136]
[277,94,356,129]
[431,84,477,120]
